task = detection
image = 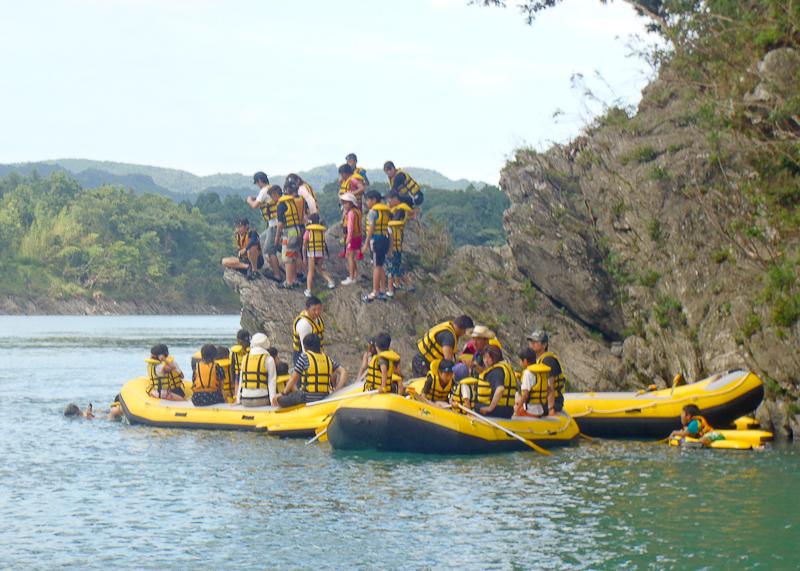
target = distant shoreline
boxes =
[0,295,238,316]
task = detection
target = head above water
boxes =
[64,403,81,417]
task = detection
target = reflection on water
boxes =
[0,315,797,569]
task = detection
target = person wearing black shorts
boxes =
[361,190,391,303]
[221,218,264,280]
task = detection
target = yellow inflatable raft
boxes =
[669,429,773,450]
[325,392,580,454]
[564,370,764,439]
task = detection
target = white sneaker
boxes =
[327,281,336,289]
[341,277,355,286]
[304,289,312,297]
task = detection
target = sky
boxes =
[0,0,656,183]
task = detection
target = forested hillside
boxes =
[0,172,508,312]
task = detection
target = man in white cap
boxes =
[237,333,277,407]
[340,192,362,285]
[527,330,566,416]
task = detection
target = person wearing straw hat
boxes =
[238,333,277,407]
[339,192,362,285]
[527,329,566,416]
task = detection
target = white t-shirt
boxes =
[298,184,318,215]
[520,369,544,414]
[255,187,279,227]
[294,318,314,352]
[238,349,277,402]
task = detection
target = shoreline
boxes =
[0,295,240,316]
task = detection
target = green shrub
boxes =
[647,218,664,244]
[649,166,670,181]
[740,312,762,339]
[711,248,731,264]
[639,270,661,288]
[653,295,684,328]
[620,145,659,166]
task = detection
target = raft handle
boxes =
[242,415,255,420]
[624,408,642,414]
[174,412,187,417]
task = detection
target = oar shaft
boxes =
[456,404,551,456]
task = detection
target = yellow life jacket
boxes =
[306,224,327,256]
[342,207,363,240]
[302,351,333,401]
[423,360,453,402]
[339,173,364,196]
[292,310,325,352]
[215,357,233,397]
[236,231,248,250]
[259,198,279,224]
[193,361,222,393]
[524,364,550,407]
[230,344,249,379]
[417,321,457,363]
[278,195,303,228]
[368,203,391,237]
[388,220,405,251]
[145,357,183,394]
[390,203,413,218]
[364,350,401,393]
[451,377,479,409]
[240,352,270,391]
[476,361,517,410]
[536,351,567,398]
[390,169,421,197]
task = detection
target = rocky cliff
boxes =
[226,45,799,437]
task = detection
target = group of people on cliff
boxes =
[144,295,568,420]
[221,153,421,303]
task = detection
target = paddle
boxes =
[306,416,332,445]
[454,403,551,456]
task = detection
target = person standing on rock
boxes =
[361,190,391,303]
[526,330,566,416]
[412,315,474,377]
[386,191,414,297]
[383,161,422,212]
[339,192,362,285]
[246,178,283,282]
[285,173,320,224]
[275,185,306,289]
[345,153,369,187]
[338,163,366,212]
[292,296,325,367]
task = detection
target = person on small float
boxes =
[360,332,403,394]
[191,344,226,407]
[221,218,264,281]
[526,330,566,416]
[292,296,326,367]
[145,343,186,400]
[414,358,456,407]
[238,333,277,407]
[412,315,475,376]
[275,333,347,407]
[473,346,517,419]
[669,404,726,446]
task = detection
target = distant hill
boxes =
[0,159,487,200]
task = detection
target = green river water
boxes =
[0,315,797,570]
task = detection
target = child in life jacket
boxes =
[146,344,186,400]
[670,404,725,446]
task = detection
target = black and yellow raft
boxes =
[564,369,764,439]
[325,392,580,454]
[119,376,361,433]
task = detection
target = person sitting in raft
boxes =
[526,329,566,416]
[292,295,326,367]
[360,332,403,394]
[214,346,235,402]
[221,218,264,280]
[268,346,289,376]
[238,333,277,407]
[457,325,496,379]
[474,346,517,419]
[412,315,474,376]
[230,329,251,395]
[415,358,456,407]
[276,333,347,407]
[191,344,226,407]
[514,348,551,417]
[670,404,725,446]
[145,343,186,400]
[361,190,392,303]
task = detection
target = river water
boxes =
[0,315,797,570]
